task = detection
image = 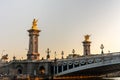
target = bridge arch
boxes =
[39,66,45,74]
[16,65,23,74]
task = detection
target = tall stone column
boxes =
[82,35,91,56]
[27,19,41,60]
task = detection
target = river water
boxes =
[1,76,120,80]
[103,77,120,80]
[86,77,120,80]
[53,77,120,80]
[74,77,120,80]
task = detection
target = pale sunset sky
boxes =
[0,0,120,60]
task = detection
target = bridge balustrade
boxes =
[54,52,120,75]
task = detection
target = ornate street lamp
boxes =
[54,51,57,60]
[13,56,16,60]
[72,49,75,54]
[46,48,51,59]
[100,44,104,54]
[61,51,64,59]
[72,49,75,57]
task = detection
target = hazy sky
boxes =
[0,0,120,60]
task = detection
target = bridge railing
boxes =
[53,52,120,75]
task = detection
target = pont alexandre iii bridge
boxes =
[54,52,120,77]
[1,51,120,79]
[0,20,120,79]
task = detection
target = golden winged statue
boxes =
[84,35,90,41]
[32,19,38,30]
[33,19,38,26]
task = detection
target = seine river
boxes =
[53,77,120,80]
[103,77,120,80]
[73,77,120,80]
[85,77,120,80]
[1,76,120,80]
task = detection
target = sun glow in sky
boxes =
[0,0,120,60]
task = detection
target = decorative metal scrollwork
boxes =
[80,60,86,64]
[58,62,62,66]
[74,61,79,65]
[88,59,94,64]
[68,61,73,65]
[63,62,67,66]
[95,58,101,63]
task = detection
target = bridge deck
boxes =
[54,52,120,76]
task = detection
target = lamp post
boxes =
[54,51,57,60]
[46,48,51,59]
[61,51,64,59]
[100,44,104,54]
[72,49,75,57]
